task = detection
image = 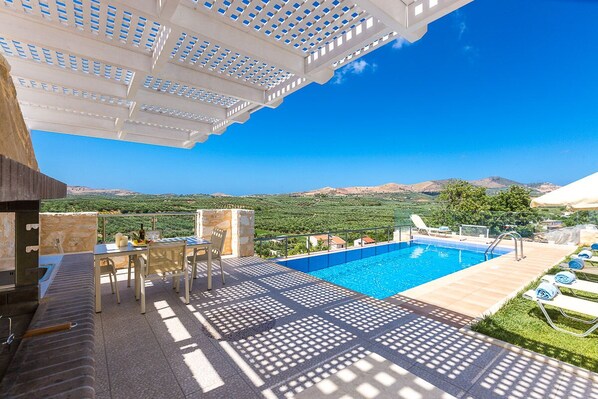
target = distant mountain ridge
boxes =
[67,186,139,196]
[296,176,560,196]
[67,177,560,197]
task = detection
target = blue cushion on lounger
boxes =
[535,282,559,300]
[569,258,585,270]
[578,250,593,259]
[592,243,598,251]
[554,271,576,285]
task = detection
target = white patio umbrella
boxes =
[530,172,598,210]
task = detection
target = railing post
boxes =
[102,217,106,243]
[151,216,157,230]
[285,237,288,258]
[328,232,331,252]
[307,236,310,255]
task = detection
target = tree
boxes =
[431,182,541,237]
[488,186,540,236]
[431,180,490,228]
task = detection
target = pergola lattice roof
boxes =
[1,0,472,148]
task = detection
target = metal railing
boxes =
[254,225,412,259]
[485,231,525,261]
[97,212,198,243]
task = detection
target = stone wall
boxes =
[36,209,255,258]
[0,213,15,264]
[39,213,98,255]
[196,209,233,255]
[0,54,38,170]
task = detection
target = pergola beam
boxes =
[0,10,267,106]
[15,87,129,119]
[107,0,334,84]
[25,121,117,140]
[306,18,393,74]
[407,0,474,31]
[19,104,117,131]
[353,0,427,42]
[135,111,212,133]
[8,58,128,99]
[136,89,227,121]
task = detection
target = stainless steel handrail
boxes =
[485,231,525,261]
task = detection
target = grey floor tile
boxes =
[186,373,261,399]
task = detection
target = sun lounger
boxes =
[541,274,598,301]
[559,259,598,281]
[523,288,598,337]
[410,214,452,236]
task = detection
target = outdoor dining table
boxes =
[93,236,211,313]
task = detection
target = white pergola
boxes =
[0,0,472,148]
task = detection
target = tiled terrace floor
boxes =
[94,256,598,399]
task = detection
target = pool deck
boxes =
[92,251,598,399]
[401,236,576,317]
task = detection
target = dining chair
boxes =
[137,240,189,314]
[98,258,120,304]
[189,228,227,290]
[127,230,161,288]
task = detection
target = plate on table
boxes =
[131,240,148,247]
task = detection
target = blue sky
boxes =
[32,0,598,195]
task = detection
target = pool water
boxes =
[309,243,502,299]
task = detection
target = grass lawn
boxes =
[471,263,598,373]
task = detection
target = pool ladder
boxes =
[485,231,525,261]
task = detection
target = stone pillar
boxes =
[231,209,255,257]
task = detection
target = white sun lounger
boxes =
[559,262,598,282]
[410,214,451,236]
[541,275,598,300]
[523,289,598,337]
[575,255,598,264]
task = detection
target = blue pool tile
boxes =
[346,249,362,262]
[286,257,309,273]
[328,252,346,267]
[362,247,376,259]
[308,254,329,272]
[375,245,389,255]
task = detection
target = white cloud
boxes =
[454,10,467,40]
[333,60,376,84]
[392,37,409,50]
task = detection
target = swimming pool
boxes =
[278,238,511,299]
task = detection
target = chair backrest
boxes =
[210,228,227,257]
[410,214,428,230]
[146,230,161,241]
[145,241,187,276]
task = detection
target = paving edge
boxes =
[459,325,598,383]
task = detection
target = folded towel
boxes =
[592,243,598,251]
[578,250,593,259]
[569,258,585,270]
[535,282,559,300]
[554,271,576,285]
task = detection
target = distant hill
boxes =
[297,176,560,197]
[68,176,560,198]
[67,186,138,196]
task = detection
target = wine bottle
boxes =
[139,223,145,241]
